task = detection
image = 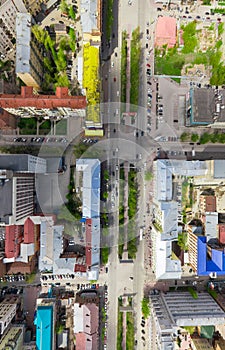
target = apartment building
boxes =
[0,326,24,350]
[0,86,87,119]
[0,0,27,60]
[0,170,34,225]
[0,302,17,335]
[23,0,47,16]
[16,13,43,89]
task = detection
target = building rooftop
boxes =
[16,13,31,75]
[218,223,225,244]
[0,86,87,110]
[0,154,46,173]
[80,0,99,33]
[204,212,218,240]
[23,217,35,244]
[0,176,12,225]
[204,195,217,212]
[35,305,53,350]
[153,292,225,327]
[214,160,225,178]
[155,17,177,48]
[188,88,225,125]
[5,225,23,259]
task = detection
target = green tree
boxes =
[101,247,109,265]
[178,232,188,252]
[142,298,150,319]
[191,133,199,142]
[68,5,76,20]
[199,132,211,144]
[180,132,190,142]
[60,0,68,14]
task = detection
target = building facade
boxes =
[0,302,17,335]
[0,326,24,350]
[0,86,87,119]
[0,0,27,60]
[0,170,34,225]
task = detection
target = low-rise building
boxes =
[155,17,177,48]
[149,292,225,349]
[0,302,17,335]
[0,326,24,350]
[34,302,55,350]
[0,86,87,119]
[73,303,99,350]
[186,88,225,127]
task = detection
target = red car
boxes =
[146,64,151,67]
[114,77,116,82]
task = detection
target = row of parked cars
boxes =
[13,137,68,143]
[0,275,25,283]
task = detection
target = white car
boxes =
[111,62,114,67]
[209,272,217,279]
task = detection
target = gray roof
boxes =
[160,201,178,240]
[205,212,218,240]
[0,177,12,225]
[214,160,225,178]
[191,88,225,125]
[0,154,46,173]
[80,0,98,33]
[16,13,32,74]
[163,292,225,326]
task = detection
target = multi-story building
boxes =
[149,291,225,350]
[16,13,43,89]
[0,154,46,174]
[186,88,225,127]
[0,170,34,225]
[190,337,213,350]
[76,158,100,280]
[0,326,24,350]
[0,86,87,119]
[0,0,27,60]
[73,303,99,350]
[80,0,101,46]
[34,301,55,350]
[0,302,17,335]
[22,0,47,16]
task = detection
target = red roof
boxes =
[155,17,177,48]
[204,195,217,212]
[0,86,87,109]
[5,225,23,258]
[23,217,35,244]
[219,224,225,244]
[85,219,92,268]
[74,264,86,272]
[76,333,98,350]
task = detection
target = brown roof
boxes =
[0,86,87,109]
[205,195,216,212]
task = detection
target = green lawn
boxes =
[121,31,128,103]
[18,117,37,135]
[130,27,141,105]
[126,312,135,350]
[117,309,123,350]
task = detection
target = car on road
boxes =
[113,77,116,82]
[111,62,114,67]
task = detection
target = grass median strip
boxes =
[121,31,128,103]
[130,27,141,106]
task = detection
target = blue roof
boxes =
[197,236,225,276]
[36,305,53,350]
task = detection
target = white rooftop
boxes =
[16,13,32,74]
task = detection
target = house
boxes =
[155,17,177,48]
